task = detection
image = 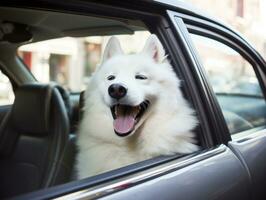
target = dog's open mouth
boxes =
[110,100,150,137]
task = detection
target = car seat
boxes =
[0,84,70,198]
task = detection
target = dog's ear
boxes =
[102,36,123,63]
[142,34,165,63]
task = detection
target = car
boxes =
[0,0,265,199]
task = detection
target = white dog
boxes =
[76,34,199,179]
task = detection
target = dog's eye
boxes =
[107,75,115,81]
[135,74,147,80]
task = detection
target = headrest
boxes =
[11,84,53,135]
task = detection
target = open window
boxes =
[0,5,210,199]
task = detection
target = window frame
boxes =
[156,18,215,148]
[172,11,266,141]
[168,12,231,145]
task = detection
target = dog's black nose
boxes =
[108,84,127,100]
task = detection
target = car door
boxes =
[3,2,259,200]
[168,10,266,200]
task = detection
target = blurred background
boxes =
[187,0,266,59]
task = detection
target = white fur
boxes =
[76,34,199,179]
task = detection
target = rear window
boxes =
[17,31,150,92]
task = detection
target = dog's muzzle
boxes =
[110,100,150,137]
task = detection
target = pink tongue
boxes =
[114,116,135,135]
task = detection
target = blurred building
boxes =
[187,0,266,59]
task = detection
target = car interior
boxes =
[0,5,265,199]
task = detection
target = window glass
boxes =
[17,31,150,92]
[186,0,266,60]
[0,71,14,105]
[191,34,266,134]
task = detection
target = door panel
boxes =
[166,11,266,200]
[102,147,250,200]
[229,130,266,200]
[169,10,266,200]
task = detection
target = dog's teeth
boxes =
[141,101,150,110]
[142,103,147,110]
[115,106,118,115]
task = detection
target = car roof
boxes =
[0,6,146,44]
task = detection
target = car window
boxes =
[16,31,201,182]
[4,7,203,198]
[0,71,14,105]
[190,34,266,135]
[17,32,150,92]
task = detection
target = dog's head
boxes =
[91,35,180,138]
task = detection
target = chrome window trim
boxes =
[232,127,266,143]
[56,145,226,200]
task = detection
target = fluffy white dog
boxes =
[76,34,199,179]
